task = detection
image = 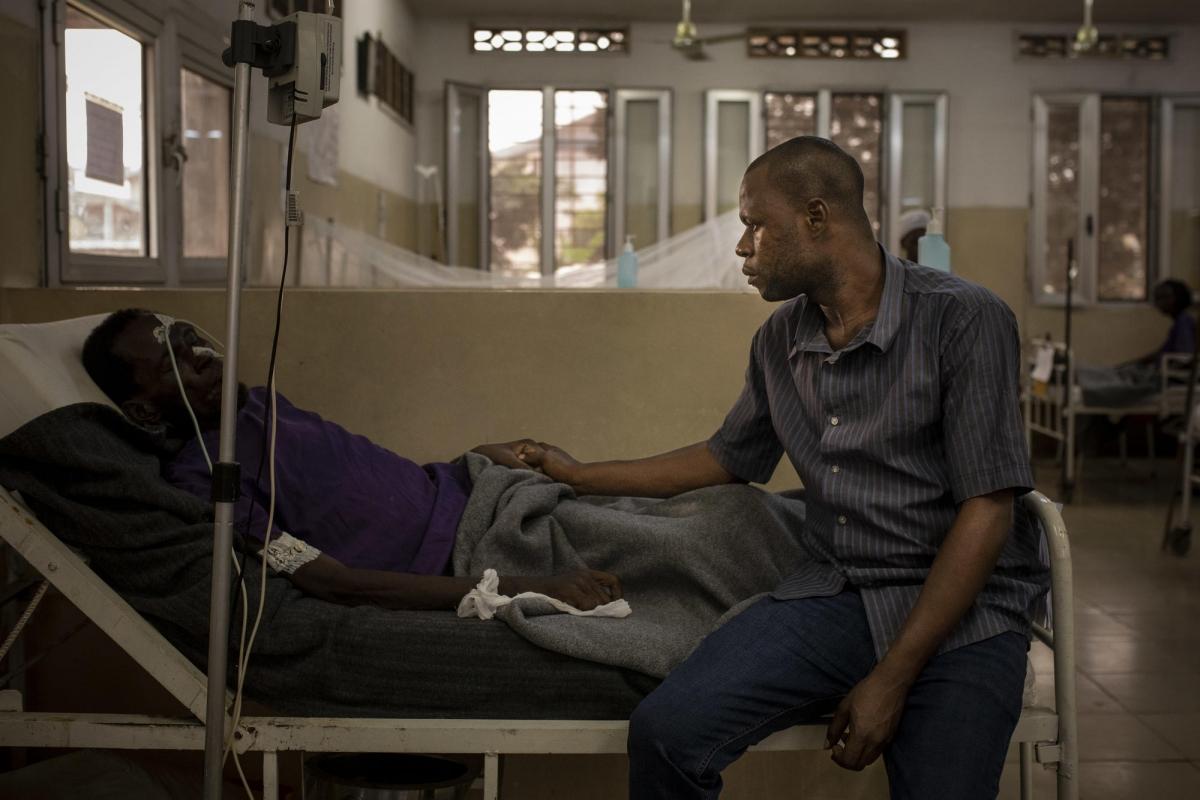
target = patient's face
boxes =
[114,314,227,429]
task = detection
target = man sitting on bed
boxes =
[81,308,620,612]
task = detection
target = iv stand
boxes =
[1062,238,1076,503]
[204,1,255,796]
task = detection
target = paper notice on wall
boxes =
[85,94,125,186]
[1031,343,1056,385]
[306,104,339,186]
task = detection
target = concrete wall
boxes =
[0,286,805,488]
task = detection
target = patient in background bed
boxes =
[81,308,620,613]
[1074,278,1196,408]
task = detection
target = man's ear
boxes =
[805,198,830,236]
[122,398,161,427]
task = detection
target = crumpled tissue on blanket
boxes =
[457,568,632,620]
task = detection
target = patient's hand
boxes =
[517,442,582,486]
[507,569,623,611]
[471,440,543,471]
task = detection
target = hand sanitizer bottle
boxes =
[917,207,951,272]
[617,234,638,288]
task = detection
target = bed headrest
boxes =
[0,314,119,440]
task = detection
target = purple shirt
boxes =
[1161,313,1196,357]
[164,388,471,575]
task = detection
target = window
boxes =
[765,92,817,149]
[554,91,608,269]
[886,93,948,255]
[829,93,884,234]
[708,90,941,244]
[362,35,415,126]
[181,70,231,262]
[471,27,627,54]
[613,90,671,250]
[64,5,149,259]
[1017,33,1168,60]
[704,91,763,221]
[488,90,544,276]
[1159,97,1200,290]
[483,88,613,277]
[748,29,904,60]
[46,1,232,285]
[1032,94,1155,303]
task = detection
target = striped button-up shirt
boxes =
[709,249,1049,659]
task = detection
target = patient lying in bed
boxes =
[81,308,620,613]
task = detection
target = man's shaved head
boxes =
[746,136,872,236]
[735,137,878,302]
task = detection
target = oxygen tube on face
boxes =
[151,314,227,473]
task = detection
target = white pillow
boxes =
[0,314,119,440]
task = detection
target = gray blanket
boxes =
[454,454,809,678]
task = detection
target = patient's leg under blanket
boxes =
[453,454,809,678]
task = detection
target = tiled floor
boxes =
[998,458,1200,799]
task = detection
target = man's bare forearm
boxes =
[290,555,561,611]
[570,441,741,497]
[873,491,1015,686]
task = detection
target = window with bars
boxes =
[748,29,904,60]
[1033,94,1158,303]
[716,91,888,236]
[471,27,627,54]
[358,34,415,125]
[49,1,233,284]
[486,88,610,277]
[1017,33,1167,60]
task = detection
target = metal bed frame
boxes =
[1023,341,1194,496]
[0,485,1078,799]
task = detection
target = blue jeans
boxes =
[628,592,1027,799]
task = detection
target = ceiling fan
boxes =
[1072,0,1099,53]
[670,0,744,61]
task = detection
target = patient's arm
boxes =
[287,553,622,611]
[521,440,740,498]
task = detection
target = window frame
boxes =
[611,89,672,256]
[714,88,946,249]
[176,60,235,284]
[480,84,615,276]
[444,81,489,270]
[1158,95,1200,285]
[703,90,763,222]
[886,92,949,255]
[42,0,231,287]
[1031,92,1161,307]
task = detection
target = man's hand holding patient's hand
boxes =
[471,439,543,471]
[516,442,583,486]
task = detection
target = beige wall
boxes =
[0,287,805,490]
[0,7,42,288]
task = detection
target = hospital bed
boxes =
[0,316,1079,799]
[1023,338,1196,495]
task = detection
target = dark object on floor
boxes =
[306,753,478,799]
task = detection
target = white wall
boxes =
[336,0,417,198]
[413,19,1200,211]
[241,0,419,200]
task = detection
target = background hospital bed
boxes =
[0,315,1079,799]
[1023,339,1196,497]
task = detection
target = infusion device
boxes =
[205,3,343,798]
[267,11,341,124]
[221,6,342,125]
